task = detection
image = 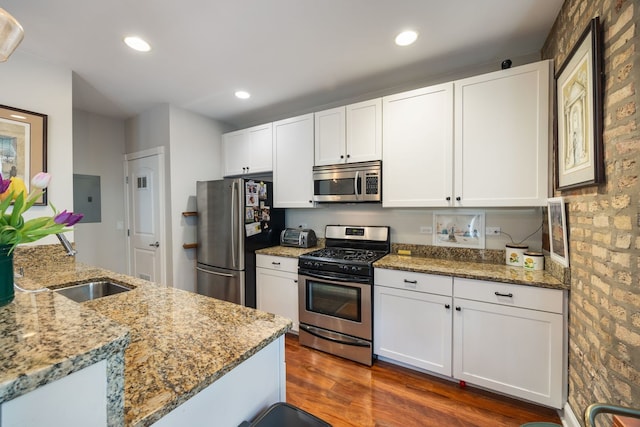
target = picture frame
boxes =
[433,211,485,249]
[547,197,569,267]
[555,16,604,191]
[0,104,48,205]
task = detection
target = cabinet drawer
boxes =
[454,278,563,313]
[255,254,298,273]
[374,268,452,296]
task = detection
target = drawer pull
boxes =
[455,306,461,311]
[294,280,298,283]
[272,262,281,265]
[404,279,418,284]
[445,304,451,309]
[494,291,513,298]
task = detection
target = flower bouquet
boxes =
[0,172,83,307]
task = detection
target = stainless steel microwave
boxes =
[312,160,381,203]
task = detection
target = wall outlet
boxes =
[486,226,501,235]
[419,226,432,234]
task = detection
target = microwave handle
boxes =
[354,171,360,199]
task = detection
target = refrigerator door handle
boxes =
[196,266,235,277]
[231,180,237,267]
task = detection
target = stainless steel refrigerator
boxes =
[196,179,284,308]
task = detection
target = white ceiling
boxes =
[3,0,563,128]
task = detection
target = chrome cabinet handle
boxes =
[403,279,417,284]
[272,262,281,265]
[149,241,159,248]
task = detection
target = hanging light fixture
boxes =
[0,8,24,62]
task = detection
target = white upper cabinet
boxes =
[382,83,454,207]
[272,113,315,208]
[314,106,345,165]
[222,123,272,177]
[314,98,382,166]
[382,60,551,208]
[453,60,552,206]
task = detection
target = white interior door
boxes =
[125,149,166,285]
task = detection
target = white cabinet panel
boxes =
[1,360,108,427]
[272,114,315,208]
[256,255,299,332]
[382,83,454,207]
[345,98,382,163]
[374,285,452,375]
[314,99,382,166]
[452,297,564,408]
[222,123,273,176]
[314,106,346,166]
[454,60,552,206]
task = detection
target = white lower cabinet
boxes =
[1,360,108,427]
[373,270,566,409]
[256,255,299,333]
[374,270,453,376]
[453,278,565,408]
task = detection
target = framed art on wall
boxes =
[555,16,604,191]
[433,211,485,249]
[0,104,48,205]
[548,197,569,267]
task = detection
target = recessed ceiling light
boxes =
[235,90,251,99]
[395,30,418,46]
[124,36,151,52]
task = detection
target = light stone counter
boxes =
[374,254,567,290]
[3,245,292,427]
[255,244,322,258]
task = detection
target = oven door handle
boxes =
[299,271,370,284]
[300,324,370,347]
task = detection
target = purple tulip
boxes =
[54,210,84,226]
[0,175,10,194]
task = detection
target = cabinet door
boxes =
[272,114,315,208]
[452,297,564,408]
[256,267,299,332]
[454,60,551,206]
[382,83,454,207]
[247,123,273,174]
[374,285,452,376]
[222,130,248,177]
[346,98,382,163]
[314,106,346,166]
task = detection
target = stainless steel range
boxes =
[298,225,390,366]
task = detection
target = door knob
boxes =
[149,241,160,248]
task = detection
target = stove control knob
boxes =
[314,262,320,268]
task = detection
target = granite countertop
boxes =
[0,285,130,415]
[374,254,567,290]
[255,244,322,258]
[4,246,292,427]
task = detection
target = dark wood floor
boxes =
[285,334,561,427]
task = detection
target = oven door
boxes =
[298,272,372,340]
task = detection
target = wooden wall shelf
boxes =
[182,211,198,217]
[183,243,197,249]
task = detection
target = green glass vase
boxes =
[0,245,14,307]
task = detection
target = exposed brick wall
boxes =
[542,0,639,424]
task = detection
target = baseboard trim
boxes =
[560,402,581,427]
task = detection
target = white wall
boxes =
[125,104,225,291]
[286,205,544,251]
[0,52,74,245]
[168,105,225,291]
[72,109,127,273]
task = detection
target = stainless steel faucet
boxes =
[56,233,77,256]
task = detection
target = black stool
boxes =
[240,402,331,427]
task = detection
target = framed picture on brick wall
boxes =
[555,16,604,191]
[548,197,569,267]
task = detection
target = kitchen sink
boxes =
[53,280,132,302]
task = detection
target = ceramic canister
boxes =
[523,251,544,271]
[505,244,528,267]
